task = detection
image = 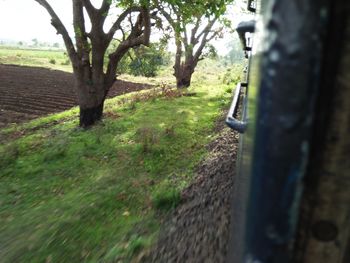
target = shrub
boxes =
[61,59,70,65]
[152,187,181,211]
[49,58,56,64]
[135,126,159,153]
[225,87,233,94]
[0,144,19,168]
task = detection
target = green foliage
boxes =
[202,44,218,60]
[221,63,244,85]
[226,35,245,64]
[61,59,70,65]
[160,0,234,20]
[49,58,56,64]
[108,41,171,77]
[129,42,171,77]
[225,87,233,94]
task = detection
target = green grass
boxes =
[0,46,72,72]
[0,75,232,262]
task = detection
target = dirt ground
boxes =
[0,64,152,128]
[144,115,239,263]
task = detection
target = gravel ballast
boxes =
[145,120,239,263]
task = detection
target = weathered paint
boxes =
[227,0,331,262]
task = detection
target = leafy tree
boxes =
[156,0,234,88]
[52,42,60,48]
[32,38,39,47]
[226,35,244,64]
[34,0,152,127]
[128,41,171,77]
[106,40,170,77]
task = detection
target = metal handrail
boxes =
[226,83,247,133]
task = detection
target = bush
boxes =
[49,58,56,64]
[0,144,19,168]
[61,59,70,65]
[152,187,181,211]
[225,87,233,94]
[221,63,244,85]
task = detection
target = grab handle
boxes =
[226,83,248,133]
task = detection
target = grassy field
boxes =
[0,48,237,262]
[0,46,72,72]
[0,46,240,84]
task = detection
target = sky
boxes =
[0,0,77,43]
[0,0,252,55]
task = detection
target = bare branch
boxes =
[99,0,111,15]
[195,18,217,43]
[193,20,219,62]
[190,18,201,45]
[157,5,177,29]
[82,0,98,18]
[73,1,89,61]
[182,21,188,46]
[105,7,151,89]
[106,7,143,44]
[83,0,111,31]
[34,0,78,65]
[120,27,127,41]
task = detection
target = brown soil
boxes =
[0,64,153,128]
[144,115,239,263]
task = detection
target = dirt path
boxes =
[144,117,239,263]
[0,64,152,128]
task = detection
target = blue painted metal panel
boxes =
[227,0,330,262]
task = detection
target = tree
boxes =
[227,35,245,64]
[32,38,39,46]
[128,41,171,77]
[157,0,234,88]
[52,42,60,48]
[34,0,151,127]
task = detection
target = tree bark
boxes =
[174,43,197,88]
[79,101,104,127]
[75,75,107,127]
[175,63,195,88]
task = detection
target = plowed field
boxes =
[0,64,152,128]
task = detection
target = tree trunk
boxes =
[79,101,104,127]
[175,61,196,88]
[75,78,107,127]
[176,68,193,88]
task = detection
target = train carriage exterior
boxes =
[226,0,350,262]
